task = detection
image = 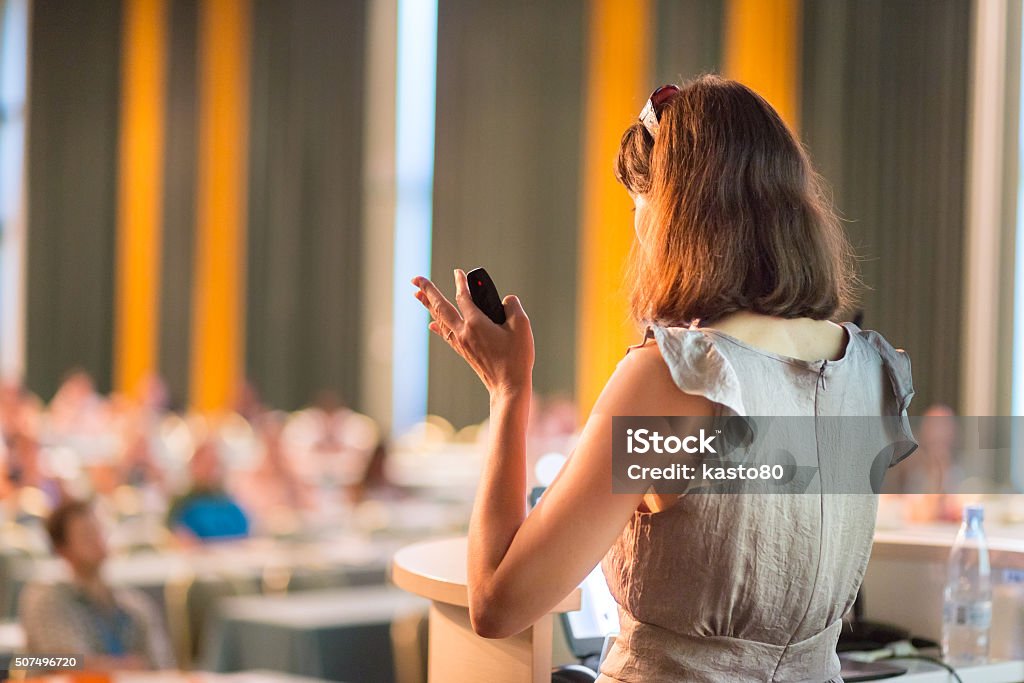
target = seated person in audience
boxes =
[136,373,171,417]
[119,425,166,494]
[48,369,109,437]
[237,412,312,521]
[884,404,965,522]
[19,499,174,670]
[0,379,42,440]
[167,439,250,542]
[7,429,66,508]
[348,439,404,503]
[233,379,266,423]
[299,389,379,487]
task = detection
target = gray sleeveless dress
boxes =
[596,321,916,683]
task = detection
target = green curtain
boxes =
[25,0,122,398]
[245,0,368,411]
[801,0,971,413]
[158,0,198,411]
[428,0,586,428]
[654,0,723,84]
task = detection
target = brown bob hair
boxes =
[45,498,92,549]
[615,74,856,326]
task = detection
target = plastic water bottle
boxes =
[942,504,992,664]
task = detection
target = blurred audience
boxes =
[885,404,966,523]
[233,380,266,424]
[349,440,404,504]
[167,439,250,542]
[237,412,313,528]
[293,390,380,488]
[19,499,174,670]
[6,429,66,507]
[48,369,109,437]
[119,424,166,494]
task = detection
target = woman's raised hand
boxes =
[411,269,534,399]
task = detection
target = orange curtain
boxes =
[722,0,801,131]
[189,0,251,412]
[114,0,167,398]
[575,0,653,418]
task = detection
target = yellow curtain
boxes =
[114,0,167,398]
[575,0,653,419]
[189,0,251,412]
[722,0,801,131]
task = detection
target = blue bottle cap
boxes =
[964,504,985,525]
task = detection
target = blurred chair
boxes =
[0,548,31,620]
[260,564,292,596]
[454,423,483,443]
[111,485,144,519]
[164,570,196,669]
[167,570,257,669]
[178,570,261,664]
[286,559,350,593]
[15,487,50,524]
[390,608,428,683]
[395,416,455,450]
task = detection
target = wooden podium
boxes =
[391,536,581,683]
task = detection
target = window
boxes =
[0,0,27,379]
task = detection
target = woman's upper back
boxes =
[598,317,915,683]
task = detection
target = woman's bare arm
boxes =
[412,272,713,638]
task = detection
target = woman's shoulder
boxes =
[594,337,716,418]
[843,322,915,412]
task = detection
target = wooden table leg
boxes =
[427,601,553,683]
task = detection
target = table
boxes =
[5,535,399,621]
[19,670,338,683]
[391,536,581,683]
[205,587,428,682]
[893,657,1024,681]
[0,619,25,669]
[868,525,1024,656]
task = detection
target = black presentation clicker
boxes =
[466,267,506,325]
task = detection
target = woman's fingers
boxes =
[502,294,529,329]
[428,320,451,342]
[453,269,476,318]
[412,276,463,332]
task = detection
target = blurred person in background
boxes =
[0,379,42,439]
[136,374,171,418]
[308,390,350,454]
[236,412,313,527]
[6,429,65,507]
[48,369,108,437]
[525,393,578,487]
[292,390,379,490]
[19,499,174,670]
[886,404,964,522]
[119,424,166,495]
[233,380,266,424]
[348,439,404,504]
[167,439,249,542]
